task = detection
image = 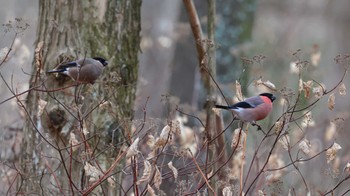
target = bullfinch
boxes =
[47,57,108,84]
[215,93,276,124]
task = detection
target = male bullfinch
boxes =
[215,93,276,124]
[47,57,108,84]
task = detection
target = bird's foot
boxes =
[251,122,262,130]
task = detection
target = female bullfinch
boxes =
[47,57,108,84]
[215,93,276,123]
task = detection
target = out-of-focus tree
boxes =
[18,0,141,194]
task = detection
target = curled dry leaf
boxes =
[168,161,178,180]
[126,137,140,158]
[147,184,157,196]
[137,160,152,184]
[299,138,311,155]
[82,120,89,136]
[84,162,102,183]
[262,80,277,91]
[339,82,346,96]
[235,80,243,101]
[0,47,9,62]
[298,79,303,92]
[231,128,245,149]
[326,142,342,163]
[222,186,233,196]
[328,93,335,111]
[155,125,171,147]
[275,121,283,134]
[37,99,47,116]
[258,190,265,196]
[345,162,350,173]
[325,122,336,142]
[147,135,155,149]
[254,78,263,87]
[154,166,162,190]
[107,176,116,188]
[69,133,79,152]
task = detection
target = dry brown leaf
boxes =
[137,160,152,184]
[147,184,157,196]
[154,166,162,190]
[168,161,178,180]
[84,162,102,183]
[126,137,140,158]
[107,176,116,188]
[275,121,283,134]
[298,79,303,92]
[231,128,245,149]
[37,99,47,116]
[69,133,79,152]
[235,80,243,101]
[326,142,342,163]
[345,162,350,173]
[263,80,277,91]
[328,93,335,111]
[222,187,233,196]
[339,82,346,96]
[299,138,311,155]
[303,80,313,98]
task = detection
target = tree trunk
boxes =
[19,0,141,195]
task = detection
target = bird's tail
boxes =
[214,105,232,110]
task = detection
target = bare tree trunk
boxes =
[19,0,141,194]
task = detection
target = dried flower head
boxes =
[313,86,323,99]
[302,112,315,127]
[236,80,243,101]
[326,142,342,163]
[328,93,335,111]
[299,138,311,155]
[339,82,346,96]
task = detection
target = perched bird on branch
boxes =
[215,93,276,124]
[47,57,108,84]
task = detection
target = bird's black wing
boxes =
[231,101,255,109]
[56,61,78,70]
[215,101,255,110]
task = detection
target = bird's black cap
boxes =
[93,57,108,66]
[259,93,276,102]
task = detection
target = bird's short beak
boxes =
[272,95,276,101]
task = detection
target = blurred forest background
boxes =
[1,0,350,195]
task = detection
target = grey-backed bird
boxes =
[215,93,276,124]
[47,57,108,84]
